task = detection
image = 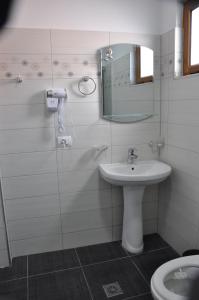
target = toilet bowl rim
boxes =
[151,255,199,300]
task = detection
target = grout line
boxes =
[129,259,150,288]
[75,249,94,300]
[9,225,113,243]
[0,276,28,284]
[54,141,64,250]
[5,188,110,202]
[74,248,82,267]
[128,246,170,257]
[3,171,58,180]
[0,126,55,132]
[28,265,81,278]
[6,244,170,280]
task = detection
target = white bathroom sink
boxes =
[99,160,172,254]
[99,160,172,186]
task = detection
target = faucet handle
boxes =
[127,147,138,163]
[128,147,137,154]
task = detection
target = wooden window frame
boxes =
[135,46,153,84]
[183,0,199,75]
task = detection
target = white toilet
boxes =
[151,255,199,300]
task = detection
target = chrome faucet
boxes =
[127,147,138,164]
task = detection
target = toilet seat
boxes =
[151,255,199,300]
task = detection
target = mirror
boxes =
[100,43,155,123]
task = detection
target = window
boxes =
[136,46,153,84]
[183,0,199,75]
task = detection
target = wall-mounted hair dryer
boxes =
[46,88,67,133]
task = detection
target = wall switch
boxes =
[57,136,72,147]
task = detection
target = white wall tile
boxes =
[0,195,5,228]
[143,219,157,234]
[111,123,159,146]
[52,62,98,79]
[0,104,53,129]
[3,173,58,199]
[63,102,105,126]
[170,76,199,100]
[161,78,170,101]
[53,78,100,102]
[111,144,157,163]
[57,147,111,172]
[143,201,158,220]
[112,206,123,226]
[5,194,60,220]
[113,201,157,227]
[61,208,112,233]
[52,54,97,65]
[112,225,123,241]
[109,32,160,55]
[168,123,199,153]
[158,221,192,255]
[168,100,199,125]
[0,249,9,267]
[0,54,52,80]
[161,32,169,57]
[111,187,123,207]
[0,79,52,105]
[0,151,57,177]
[111,185,157,208]
[58,169,110,194]
[10,235,62,257]
[0,128,55,154]
[113,219,157,241]
[143,185,158,203]
[166,146,199,180]
[0,29,51,53]
[63,227,112,249]
[51,30,109,54]
[71,124,111,149]
[170,169,199,205]
[0,228,7,250]
[159,28,199,253]
[0,28,160,257]
[8,215,61,240]
[60,189,111,214]
[161,100,169,123]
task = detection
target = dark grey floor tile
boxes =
[0,256,27,282]
[132,248,179,282]
[76,241,127,265]
[28,249,79,276]
[83,257,149,300]
[29,268,91,300]
[127,234,170,256]
[127,293,153,300]
[143,234,170,253]
[0,278,27,300]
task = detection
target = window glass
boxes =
[191,7,199,66]
[140,46,154,78]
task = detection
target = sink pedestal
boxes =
[122,186,145,253]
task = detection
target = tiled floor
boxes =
[0,234,179,300]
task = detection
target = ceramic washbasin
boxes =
[99,160,172,186]
[99,159,172,254]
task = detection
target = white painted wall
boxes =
[7,0,165,34]
[160,0,183,34]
